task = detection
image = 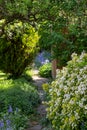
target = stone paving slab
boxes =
[37,104,47,117]
[32,76,49,87]
[28,125,42,130]
[26,70,52,130]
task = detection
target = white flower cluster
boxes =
[46,52,87,130]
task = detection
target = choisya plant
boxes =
[45,52,87,130]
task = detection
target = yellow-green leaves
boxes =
[46,52,87,130]
[0,20,39,77]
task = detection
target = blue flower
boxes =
[6,119,11,126]
[34,51,51,67]
[0,120,4,128]
[8,105,13,113]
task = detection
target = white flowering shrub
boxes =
[46,52,87,130]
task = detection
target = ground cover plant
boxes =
[0,70,40,129]
[45,52,87,130]
[0,77,39,114]
[0,106,28,130]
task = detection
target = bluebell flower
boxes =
[38,53,45,63]
[0,120,4,128]
[45,59,49,64]
[8,105,13,113]
[6,119,11,126]
[34,51,51,67]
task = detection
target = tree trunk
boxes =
[52,59,57,79]
[51,46,57,79]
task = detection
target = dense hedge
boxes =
[0,20,39,77]
[46,52,87,130]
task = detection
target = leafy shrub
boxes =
[22,67,33,81]
[0,20,39,77]
[0,106,28,130]
[45,52,87,130]
[0,77,40,115]
[39,63,52,78]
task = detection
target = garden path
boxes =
[26,70,52,130]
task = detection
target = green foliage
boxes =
[0,77,40,115]
[0,107,28,130]
[0,0,87,68]
[23,67,34,81]
[45,52,87,130]
[39,63,52,78]
[0,0,32,21]
[0,20,39,77]
[38,0,87,67]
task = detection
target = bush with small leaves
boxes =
[0,20,39,77]
[46,52,87,130]
[39,63,52,78]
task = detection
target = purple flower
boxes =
[0,120,4,128]
[38,53,45,63]
[34,51,51,67]
[6,119,11,126]
[8,105,13,113]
